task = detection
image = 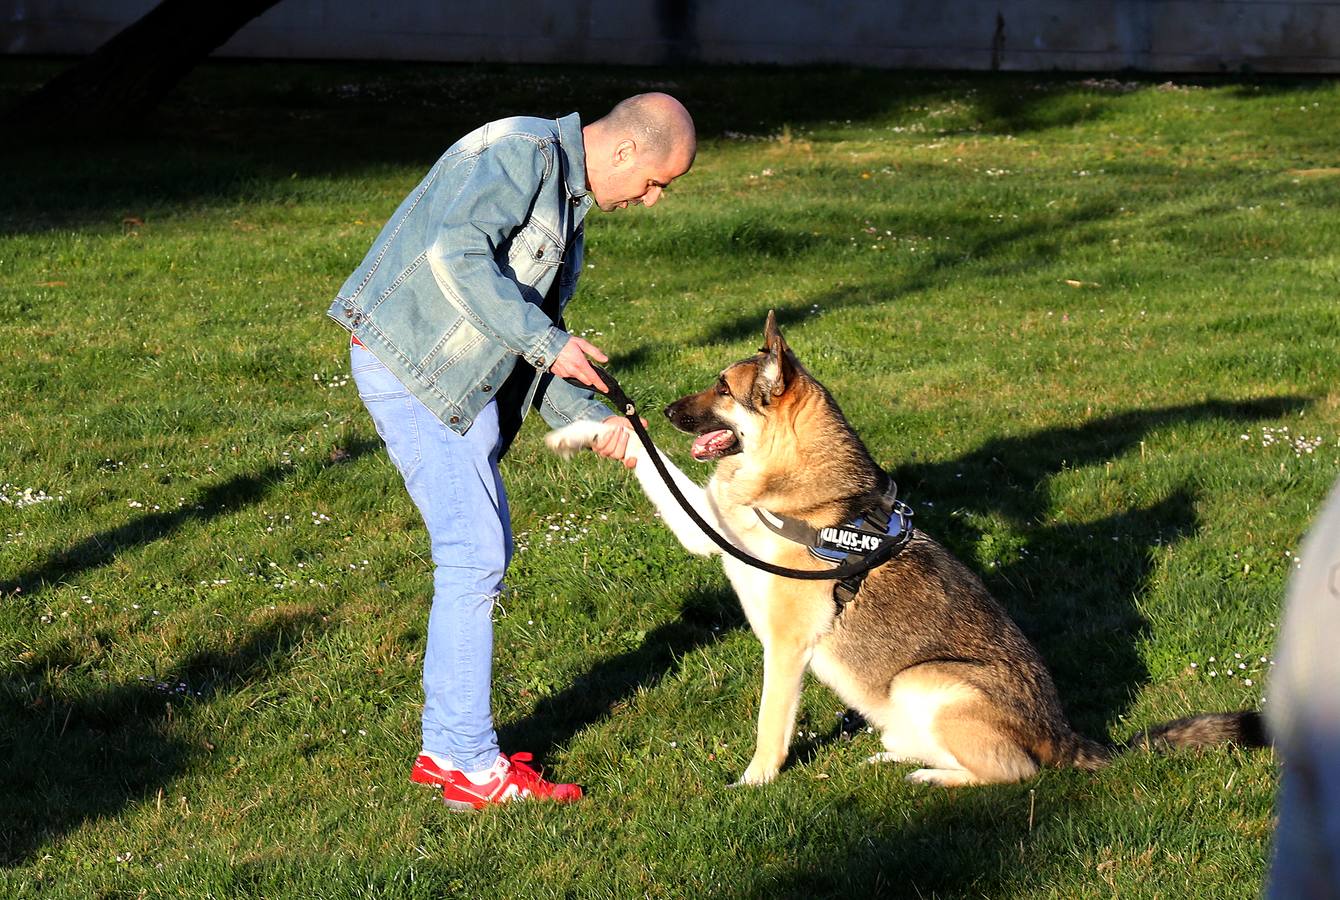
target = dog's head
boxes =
[664,310,803,462]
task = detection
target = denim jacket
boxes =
[327,112,607,440]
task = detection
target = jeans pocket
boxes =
[351,343,399,384]
[352,346,422,477]
[363,396,422,478]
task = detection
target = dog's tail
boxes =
[1120,711,1268,754]
[1057,711,1267,771]
[1056,732,1115,771]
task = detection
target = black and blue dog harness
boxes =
[753,480,914,614]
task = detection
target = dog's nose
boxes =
[662,404,675,419]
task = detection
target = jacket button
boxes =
[343,307,353,318]
[535,248,545,259]
[570,197,581,206]
[449,415,460,425]
[482,385,492,393]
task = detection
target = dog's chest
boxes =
[714,494,835,644]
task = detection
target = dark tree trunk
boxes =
[4,0,284,135]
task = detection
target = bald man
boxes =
[328,94,695,810]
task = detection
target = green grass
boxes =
[2,61,1338,898]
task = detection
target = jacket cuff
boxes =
[540,393,611,430]
[577,398,613,423]
[528,326,570,371]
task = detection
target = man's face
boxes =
[590,142,691,212]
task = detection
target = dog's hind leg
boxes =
[872,664,1038,786]
[911,705,1038,787]
[863,730,958,769]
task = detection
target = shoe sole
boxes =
[442,797,486,812]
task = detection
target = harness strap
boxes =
[753,508,818,545]
[754,493,914,615]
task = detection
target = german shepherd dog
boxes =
[546,312,1265,786]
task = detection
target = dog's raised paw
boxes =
[544,421,607,459]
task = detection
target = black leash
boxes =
[566,366,904,582]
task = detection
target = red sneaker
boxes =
[410,753,453,788]
[437,752,583,811]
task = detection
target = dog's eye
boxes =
[716,378,731,396]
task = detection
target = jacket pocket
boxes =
[424,317,487,381]
[513,225,563,286]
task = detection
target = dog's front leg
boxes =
[625,441,725,558]
[737,639,812,785]
[545,420,722,557]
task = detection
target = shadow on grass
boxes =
[1,437,381,601]
[893,395,1306,734]
[689,197,1127,348]
[498,585,743,761]
[0,62,933,236]
[0,609,326,866]
[746,784,1046,899]
[0,61,927,235]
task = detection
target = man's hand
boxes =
[593,415,646,469]
[551,335,609,393]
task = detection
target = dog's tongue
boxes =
[691,429,734,461]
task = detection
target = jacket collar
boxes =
[556,112,591,206]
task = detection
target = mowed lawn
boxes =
[1,61,1338,898]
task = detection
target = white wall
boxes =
[4,0,1338,73]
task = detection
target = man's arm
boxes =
[427,135,569,372]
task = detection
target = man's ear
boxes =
[613,138,636,167]
[761,309,796,398]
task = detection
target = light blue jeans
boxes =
[351,341,509,772]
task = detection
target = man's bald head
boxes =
[582,93,696,212]
[593,92,696,171]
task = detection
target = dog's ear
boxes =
[760,309,796,399]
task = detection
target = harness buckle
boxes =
[823,498,913,615]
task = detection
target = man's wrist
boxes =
[532,326,570,371]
